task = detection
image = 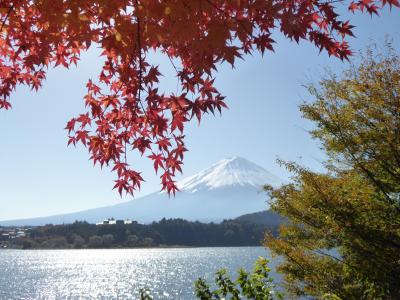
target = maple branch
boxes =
[167,52,180,72]
[2,0,393,197]
[134,0,169,174]
[135,1,143,103]
[134,0,149,123]
[0,4,14,33]
[124,138,127,164]
[167,55,181,94]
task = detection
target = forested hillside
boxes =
[1,215,280,249]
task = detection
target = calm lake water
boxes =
[0,247,280,299]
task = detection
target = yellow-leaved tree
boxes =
[266,42,400,299]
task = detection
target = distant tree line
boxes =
[6,217,278,250]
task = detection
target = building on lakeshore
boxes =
[96,218,133,226]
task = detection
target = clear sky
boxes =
[1,8,399,220]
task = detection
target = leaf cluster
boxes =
[194,257,283,300]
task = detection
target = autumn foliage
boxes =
[266,45,400,299]
[0,0,398,195]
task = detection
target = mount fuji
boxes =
[0,157,282,226]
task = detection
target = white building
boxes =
[96,218,133,226]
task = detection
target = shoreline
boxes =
[0,245,264,251]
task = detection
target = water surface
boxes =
[0,247,279,299]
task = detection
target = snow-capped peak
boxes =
[177,156,281,193]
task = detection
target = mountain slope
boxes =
[234,210,285,228]
[0,157,282,226]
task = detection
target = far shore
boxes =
[0,244,265,250]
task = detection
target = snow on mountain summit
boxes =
[177,156,281,193]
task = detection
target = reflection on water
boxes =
[0,247,278,299]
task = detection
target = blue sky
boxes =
[1,8,399,220]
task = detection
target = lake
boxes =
[0,247,280,299]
